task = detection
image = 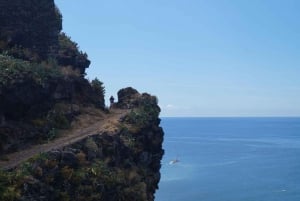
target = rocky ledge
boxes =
[0,1,164,200]
[0,88,164,201]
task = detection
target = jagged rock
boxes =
[61,151,78,167]
[116,87,140,109]
[21,181,56,201]
[0,1,164,200]
[0,0,90,74]
[48,150,61,160]
[139,151,152,166]
[0,0,62,59]
[0,89,164,201]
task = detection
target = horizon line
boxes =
[160,116,300,118]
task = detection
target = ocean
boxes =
[155,117,300,201]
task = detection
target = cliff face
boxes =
[0,0,103,155]
[0,0,62,59]
[0,1,164,200]
[0,0,90,74]
[0,89,164,201]
[0,55,104,156]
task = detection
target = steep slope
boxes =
[0,108,128,170]
[0,0,62,59]
[0,89,164,201]
[0,1,164,201]
[0,0,104,156]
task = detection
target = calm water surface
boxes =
[155,117,300,201]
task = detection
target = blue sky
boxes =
[55,0,300,117]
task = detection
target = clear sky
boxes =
[55,0,300,117]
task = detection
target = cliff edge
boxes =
[0,1,164,201]
[0,88,164,201]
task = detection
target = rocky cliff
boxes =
[0,89,164,201]
[0,0,61,59]
[0,0,103,156]
[0,1,164,201]
[0,0,90,74]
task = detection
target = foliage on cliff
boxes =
[114,87,160,128]
[0,89,164,201]
[0,0,62,60]
[0,0,105,155]
[0,54,61,87]
[56,33,90,75]
[0,53,104,119]
[0,0,164,200]
[0,0,90,74]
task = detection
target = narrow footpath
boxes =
[0,109,128,170]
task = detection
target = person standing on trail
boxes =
[109,96,115,107]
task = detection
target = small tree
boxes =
[91,78,105,108]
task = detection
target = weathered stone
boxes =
[0,1,164,200]
[48,150,61,160]
[61,151,78,167]
[116,87,140,109]
[0,0,62,59]
[139,151,152,166]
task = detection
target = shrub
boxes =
[91,77,105,108]
[0,54,62,87]
[0,170,22,201]
[91,78,105,97]
[56,33,90,75]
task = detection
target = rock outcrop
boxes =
[0,55,105,155]
[0,0,103,155]
[0,0,90,74]
[0,1,164,201]
[0,0,62,59]
[0,89,164,201]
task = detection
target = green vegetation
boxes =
[124,94,160,128]
[0,0,62,60]
[120,128,136,148]
[0,132,153,201]
[91,77,105,108]
[57,33,90,74]
[47,128,58,141]
[47,110,70,130]
[0,87,163,200]
[0,169,25,201]
[91,78,105,97]
[0,54,62,87]
[0,1,163,200]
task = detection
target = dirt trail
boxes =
[0,109,129,170]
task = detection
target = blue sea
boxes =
[155,117,300,201]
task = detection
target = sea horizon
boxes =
[161,116,300,118]
[156,117,300,201]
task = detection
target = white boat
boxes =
[169,158,179,165]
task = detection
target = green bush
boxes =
[124,110,147,128]
[46,106,70,130]
[91,78,105,97]
[91,77,105,108]
[0,170,22,201]
[124,95,160,128]
[56,33,90,74]
[0,54,62,87]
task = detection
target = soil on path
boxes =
[0,108,129,170]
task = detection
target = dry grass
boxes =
[71,107,105,129]
[60,65,81,77]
